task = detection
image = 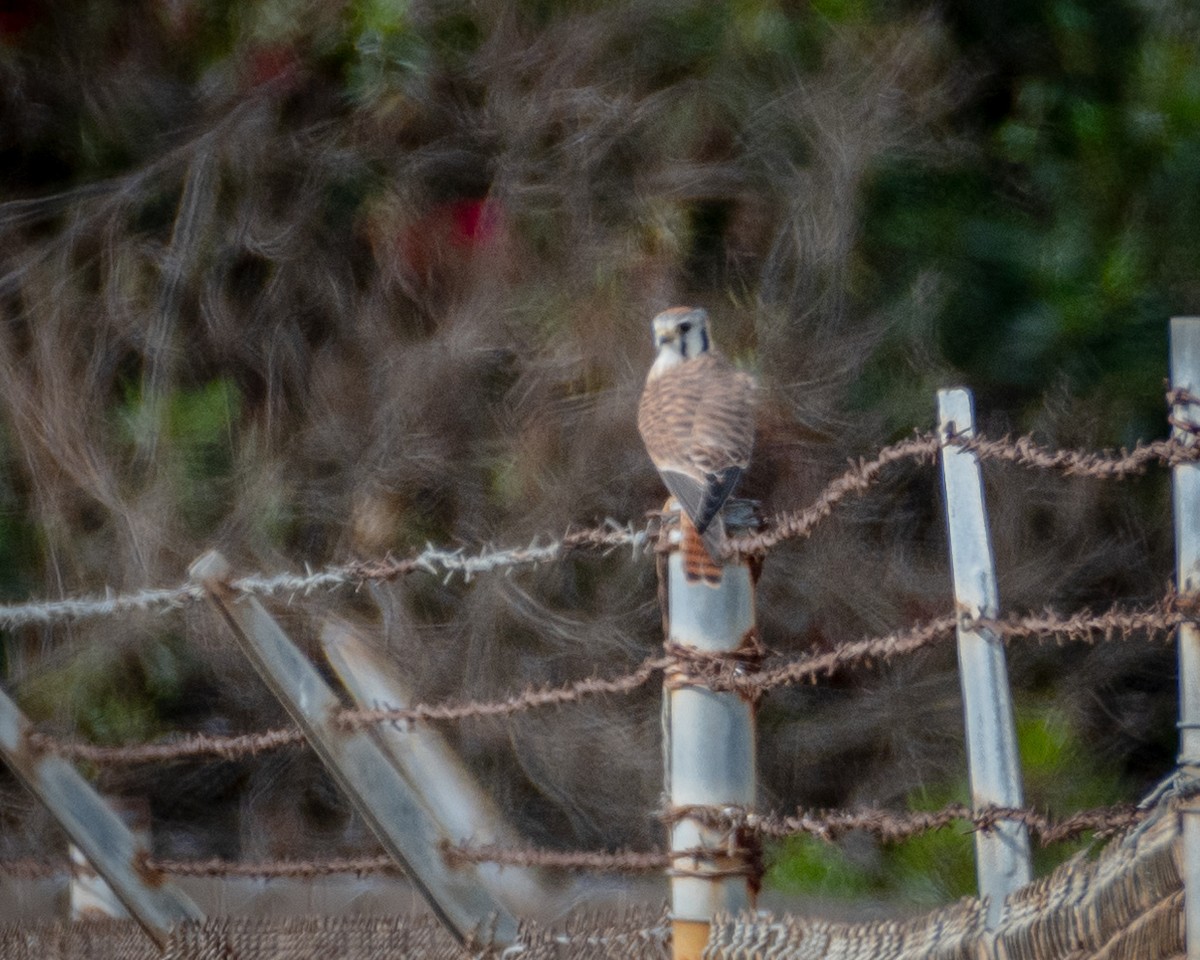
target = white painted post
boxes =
[937,387,1032,926]
[0,687,201,946]
[663,528,758,960]
[1169,317,1200,960]
[190,551,519,948]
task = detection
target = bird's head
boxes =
[649,306,710,375]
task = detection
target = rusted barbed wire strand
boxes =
[147,854,398,878]
[0,857,64,880]
[978,594,1196,645]
[26,657,673,765]
[731,429,1200,556]
[25,727,308,765]
[729,433,941,556]
[25,597,1191,766]
[724,615,959,692]
[0,799,1151,882]
[667,801,1145,848]
[949,434,1199,479]
[1,855,401,880]
[337,655,672,728]
[704,595,1186,695]
[441,844,671,872]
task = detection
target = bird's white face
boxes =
[649,307,710,376]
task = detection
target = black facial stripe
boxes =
[700,327,709,352]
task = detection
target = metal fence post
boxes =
[0,686,202,945]
[662,526,758,960]
[937,387,1032,926]
[1169,317,1200,960]
[320,616,572,920]
[70,795,152,920]
[190,551,520,948]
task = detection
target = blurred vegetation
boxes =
[0,0,1197,907]
[767,699,1130,901]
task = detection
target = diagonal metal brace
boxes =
[0,685,202,946]
[190,550,518,947]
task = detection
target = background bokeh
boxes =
[1,0,1198,909]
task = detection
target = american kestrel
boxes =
[637,307,756,584]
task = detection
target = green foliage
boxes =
[114,378,243,537]
[342,0,481,104]
[860,0,1200,441]
[883,782,978,903]
[19,636,192,747]
[766,833,879,898]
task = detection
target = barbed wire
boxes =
[1,424,1196,632]
[441,844,670,873]
[27,658,672,766]
[0,798,1149,882]
[683,596,1184,695]
[338,656,671,729]
[729,434,940,555]
[668,801,1145,848]
[0,584,205,630]
[25,727,308,766]
[729,428,1200,556]
[2,405,1195,903]
[147,854,397,878]
[24,596,1187,767]
[949,434,1199,479]
[0,524,651,631]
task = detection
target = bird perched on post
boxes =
[637,307,757,584]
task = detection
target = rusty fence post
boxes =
[1169,317,1200,960]
[662,518,759,960]
[937,387,1031,927]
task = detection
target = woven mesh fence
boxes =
[0,797,1186,959]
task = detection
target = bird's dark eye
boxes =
[678,322,692,334]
